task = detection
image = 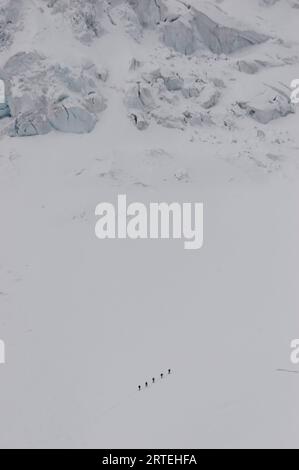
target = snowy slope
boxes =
[0,0,299,449]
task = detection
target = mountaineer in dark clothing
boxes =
[152,377,155,384]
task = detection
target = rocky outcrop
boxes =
[0,52,106,136]
[43,1,268,56]
[9,110,52,137]
[162,8,268,55]
[125,64,217,131]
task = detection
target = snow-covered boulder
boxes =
[198,84,220,109]
[164,74,184,92]
[0,51,106,136]
[48,98,97,134]
[8,110,52,137]
[238,89,295,124]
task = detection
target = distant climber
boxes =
[160,373,164,379]
[168,369,171,374]
[152,377,155,384]
[138,385,141,391]
[145,382,148,388]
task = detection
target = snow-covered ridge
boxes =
[0,0,298,137]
